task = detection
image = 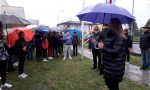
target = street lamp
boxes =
[57,10,64,24]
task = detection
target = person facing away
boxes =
[63,31,72,60]
[124,29,132,64]
[0,21,12,90]
[58,32,63,55]
[72,32,79,56]
[140,25,150,70]
[98,18,126,90]
[34,32,43,61]
[88,26,101,71]
[15,31,28,79]
[53,31,59,57]
[48,31,54,60]
[41,34,49,62]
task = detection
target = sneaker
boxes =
[0,87,2,90]
[13,62,18,67]
[43,58,48,62]
[0,77,1,80]
[63,57,66,60]
[69,57,72,60]
[23,73,28,77]
[48,57,53,60]
[18,74,27,79]
[1,83,12,88]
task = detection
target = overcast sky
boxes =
[7,0,150,27]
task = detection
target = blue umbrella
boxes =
[34,26,50,35]
[77,3,135,24]
[65,29,82,38]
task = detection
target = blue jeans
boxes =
[27,47,33,60]
[141,50,150,68]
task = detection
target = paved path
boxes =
[78,47,150,87]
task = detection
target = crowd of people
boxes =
[0,17,150,90]
[0,21,80,90]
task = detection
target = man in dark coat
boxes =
[89,26,101,70]
[140,26,150,70]
[124,29,132,63]
[72,32,79,56]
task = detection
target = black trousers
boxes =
[105,78,120,90]
[92,49,101,69]
[36,47,42,61]
[73,45,78,56]
[58,44,63,55]
[125,49,130,62]
[53,47,58,57]
[0,60,7,85]
[42,48,47,58]
[18,55,25,75]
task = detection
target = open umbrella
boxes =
[7,27,34,47]
[77,3,135,24]
[65,29,82,38]
[0,14,31,25]
[34,26,50,35]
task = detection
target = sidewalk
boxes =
[78,47,150,87]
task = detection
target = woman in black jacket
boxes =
[15,31,28,79]
[98,18,126,90]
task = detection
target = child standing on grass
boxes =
[63,31,72,60]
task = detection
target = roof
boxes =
[57,21,94,26]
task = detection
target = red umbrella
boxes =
[7,27,35,47]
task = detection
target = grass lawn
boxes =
[4,55,149,90]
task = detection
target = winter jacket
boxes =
[42,37,49,49]
[125,33,132,49]
[101,30,126,82]
[88,32,99,49]
[35,34,42,48]
[72,35,79,45]
[0,38,9,61]
[48,36,54,47]
[15,38,27,56]
[140,31,150,50]
[63,35,72,45]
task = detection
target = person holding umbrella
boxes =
[98,18,126,90]
[15,31,28,79]
[0,21,12,89]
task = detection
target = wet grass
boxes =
[4,55,149,90]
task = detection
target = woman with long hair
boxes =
[98,18,126,90]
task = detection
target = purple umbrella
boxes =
[77,3,135,24]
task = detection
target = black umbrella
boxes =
[0,14,31,25]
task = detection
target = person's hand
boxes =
[98,41,104,49]
[148,48,150,51]
[89,49,92,52]
[23,46,27,51]
[8,44,11,48]
[91,38,97,45]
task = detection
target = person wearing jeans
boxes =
[140,26,150,70]
[63,31,72,60]
[0,21,12,89]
